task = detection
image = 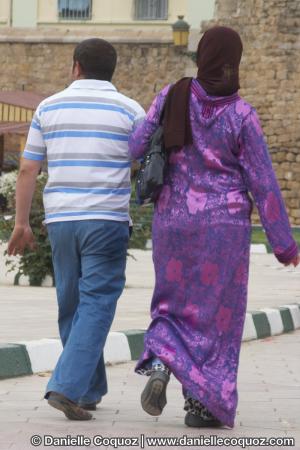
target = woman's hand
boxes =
[284,254,300,267]
[7,224,36,256]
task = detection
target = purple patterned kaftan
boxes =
[128,80,298,428]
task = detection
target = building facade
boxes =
[0,0,214,31]
[0,0,215,110]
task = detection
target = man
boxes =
[8,38,145,420]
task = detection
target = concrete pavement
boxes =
[0,251,299,343]
[0,330,299,450]
[0,248,300,448]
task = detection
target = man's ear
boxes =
[72,61,83,79]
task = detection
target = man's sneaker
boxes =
[184,397,222,428]
[78,398,102,411]
[140,363,170,416]
[47,391,93,420]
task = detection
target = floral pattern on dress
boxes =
[128,79,297,428]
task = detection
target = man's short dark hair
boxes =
[73,38,117,81]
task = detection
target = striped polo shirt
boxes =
[23,79,145,224]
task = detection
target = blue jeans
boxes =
[45,220,129,404]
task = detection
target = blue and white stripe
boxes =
[22,79,145,224]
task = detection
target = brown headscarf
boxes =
[163,26,243,150]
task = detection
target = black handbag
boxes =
[135,126,166,205]
[135,115,166,205]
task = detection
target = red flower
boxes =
[201,262,219,286]
[166,258,183,282]
[234,264,248,285]
[216,306,232,332]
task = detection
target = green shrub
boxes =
[0,171,154,286]
[129,202,153,249]
[129,182,153,249]
[0,171,54,286]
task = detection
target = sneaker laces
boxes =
[136,363,171,377]
[151,363,171,376]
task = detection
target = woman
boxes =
[128,26,299,428]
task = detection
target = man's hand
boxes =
[8,224,36,256]
[7,158,41,256]
[284,253,300,267]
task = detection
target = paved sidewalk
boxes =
[0,251,299,343]
[0,330,299,450]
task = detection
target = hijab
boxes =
[163,26,243,150]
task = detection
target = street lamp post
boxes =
[172,15,190,47]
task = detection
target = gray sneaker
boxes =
[141,363,170,416]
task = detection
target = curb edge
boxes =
[1,303,299,380]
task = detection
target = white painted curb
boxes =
[242,313,257,341]
[18,332,132,374]
[250,244,267,254]
[10,302,300,376]
[18,338,62,373]
[104,332,131,364]
[261,308,284,336]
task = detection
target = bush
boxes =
[129,201,153,249]
[0,171,153,286]
[0,171,54,286]
[129,182,153,249]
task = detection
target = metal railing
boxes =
[134,0,168,20]
[58,0,92,20]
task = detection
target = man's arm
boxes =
[7,158,42,256]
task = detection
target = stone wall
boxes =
[1,11,299,225]
[0,38,188,111]
[203,0,300,225]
